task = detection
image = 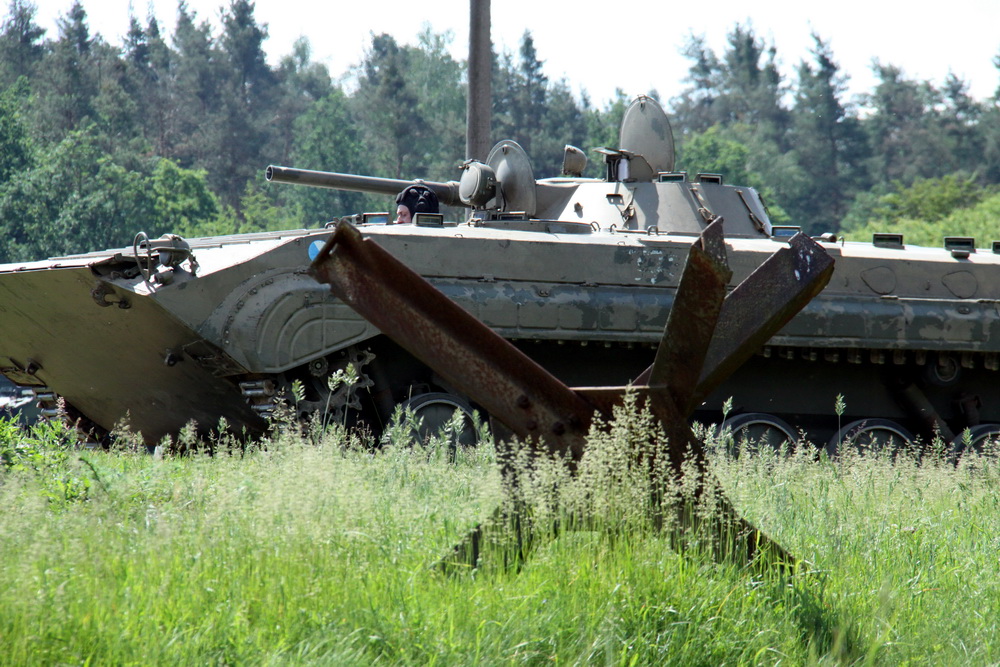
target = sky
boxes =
[25,0,1000,107]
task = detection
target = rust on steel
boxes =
[693,232,834,405]
[646,216,731,416]
[309,221,597,461]
[633,231,835,407]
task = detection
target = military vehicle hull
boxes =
[3,218,1000,450]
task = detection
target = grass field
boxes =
[2,410,1000,665]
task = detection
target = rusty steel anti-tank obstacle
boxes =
[310,218,834,569]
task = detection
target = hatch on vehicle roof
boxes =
[619,95,675,178]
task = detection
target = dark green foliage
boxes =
[671,24,788,147]
[29,1,98,140]
[0,124,219,261]
[584,89,627,150]
[670,24,1000,233]
[864,64,951,184]
[0,79,32,184]
[840,173,992,233]
[0,3,998,262]
[492,31,548,158]
[407,29,466,179]
[671,26,802,227]
[0,0,46,87]
[151,158,220,235]
[678,125,752,184]
[0,416,92,504]
[167,2,220,163]
[351,33,429,180]
[492,32,588,177]
[786,35,869,233]
[286,89,370,223]
[207,0,278,209]
[271,37,334,165]
[121,15,172,155]
[676,124,791,223]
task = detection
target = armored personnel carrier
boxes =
[2,96,999,453]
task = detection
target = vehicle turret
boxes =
[267,96,774,238]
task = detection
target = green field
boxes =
[2,411,999,665]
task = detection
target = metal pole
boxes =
[466,0,492,161]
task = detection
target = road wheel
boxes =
[718,412,796,456]
[393,392,479,456]
[950,423,1000,462]
[827,418,914,458]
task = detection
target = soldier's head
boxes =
[394,185,439,224]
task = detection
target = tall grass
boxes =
[2,409,1000,664]
[715,441,1000,664]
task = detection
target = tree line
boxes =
[2,0,1000,264]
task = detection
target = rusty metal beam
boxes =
[309,222,596,461]
[646,216,731,416]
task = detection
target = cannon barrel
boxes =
[265,165,464,207]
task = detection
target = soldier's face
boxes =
[395,205,412,224]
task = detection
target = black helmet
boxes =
[395,184,440,215]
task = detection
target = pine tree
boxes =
[493,32,547,157]
[863,64,950,185]
[489,31,587,176]
[788,35,869,232]
[671,24,789,147]
[270,37,333,164]
[168,1,221,166]
[0,79,32,186]
[940,73,984,171]
[0,0,45,87]
[352,33,428,179]
[406,28,464,181]
[209,0,276,210]
[285,88,370,223]
[31,0,98,140]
